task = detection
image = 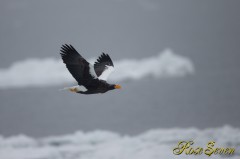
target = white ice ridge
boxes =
[0,126,239,159]
[0,49,194,89]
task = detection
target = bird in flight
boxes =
[60,44,121,94]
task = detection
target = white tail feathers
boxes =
[59,87,72,91]
[59,85,87,92]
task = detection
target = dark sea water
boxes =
[0,72,239,137]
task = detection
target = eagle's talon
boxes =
[69,88,77,92]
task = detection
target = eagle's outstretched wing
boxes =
[94,53,114,81]
[60,44,98,86]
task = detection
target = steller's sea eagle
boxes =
[60,44,121,94]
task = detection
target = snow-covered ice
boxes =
[0,126,239,159]
[0,49,194,89]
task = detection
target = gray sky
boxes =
[1,0,240,74]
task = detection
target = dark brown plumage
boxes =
[60,44,121,94]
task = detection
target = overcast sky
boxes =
[0,0,240,74]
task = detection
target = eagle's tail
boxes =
[59,86,78,92]
[59,87,71,91]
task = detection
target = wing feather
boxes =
[94,53,114,81]
[60,44,97,86]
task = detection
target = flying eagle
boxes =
[60,44,121,94]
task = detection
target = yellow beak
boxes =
[114,84,121,89]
